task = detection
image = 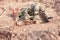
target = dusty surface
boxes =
[0,1,60,40]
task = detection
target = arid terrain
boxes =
[0,0,60,40]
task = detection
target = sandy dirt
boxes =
[0,1,60,40]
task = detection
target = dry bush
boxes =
[12,30,58,40]
[0,31,12,40]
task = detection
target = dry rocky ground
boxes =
[0,1,60,40]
